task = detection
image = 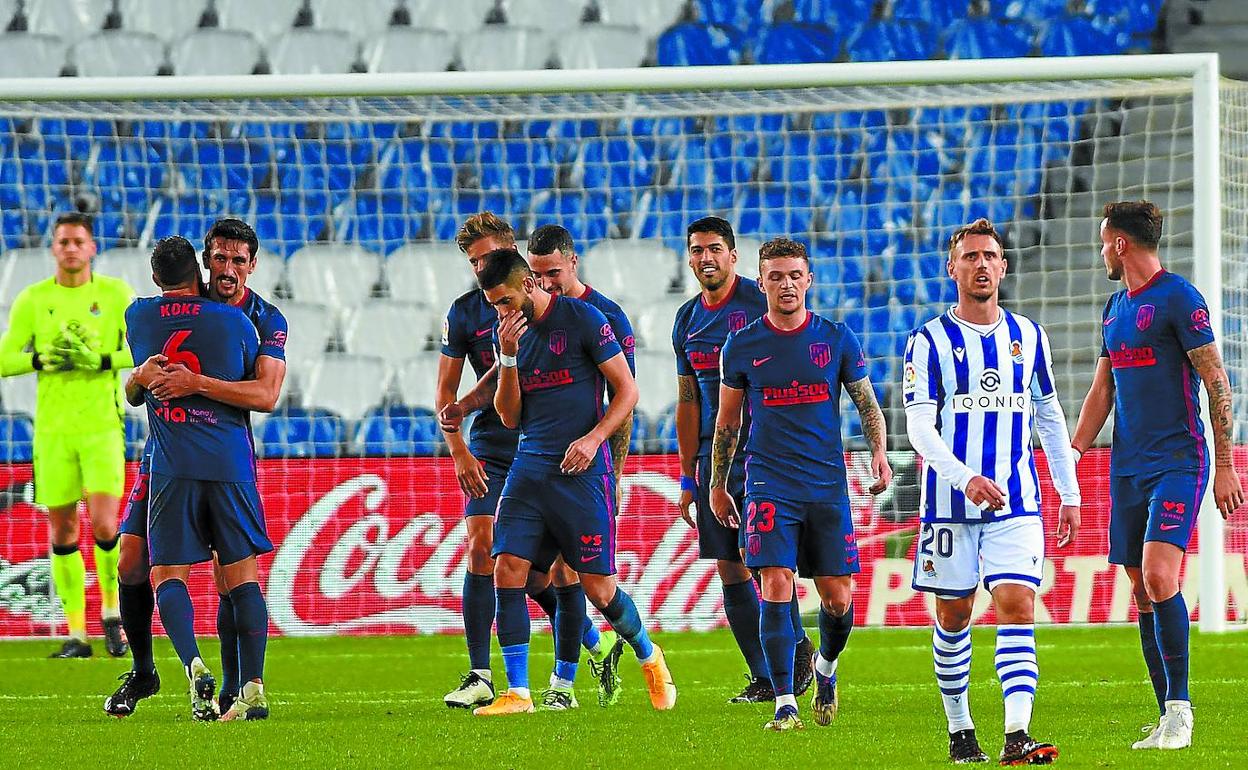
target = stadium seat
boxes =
[24,0,109,44]
[243,248,285,301]
[277,300,337,370]
[561,24,649,69]
[785,0,875,29]
[216,0,305,47]
[458,26,554,71]
[503,0,588,32]
[1083,0,1164,36]
[846,20,937,62]
[365,27,456,73]
[531,190,610,245]
[348,193,422,254]
[342,300,437,361]
[629,407,650,452]
[0,33,68,78]
[650,403,677,454]
[733,236,762,281]
[269,28,361,75]
[989,0,1067,25]
[738,184,813,240]
[633,348,675,417]
[257,406,345,459]
[697,0,764,32]
[123,411,147,461]
[69,31,167,77]
[396,351,443,410]
[252,192,332,258]
[385,242,478,312]
[631,296,685,350]
[404,0,496,34]
[943,18,1035,59]
[596,0,684,34]
[353,404,443,457]
[118,0,207,45]
[751,22,842,64]
[582,239,681,305]
[656,22,744,67]
[171,28,264,76]
[311,0,399,40]
[94,247,156,296]
[892,0,970,31]
[0,411,34,462]
[1039,15,1130,56]
[303,353,391,422]
[93,139,165,209]
[0,248,53,306]
[285,244,382,309]
[0,370,36,416]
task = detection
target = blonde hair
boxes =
[948,217,1003,260]
[455,211,515,253]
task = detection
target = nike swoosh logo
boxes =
[475,328,493,337]
[1103,317,1116,326]
[1159,523,1181,531]
[579,555,598,563]
[752,357,772,366]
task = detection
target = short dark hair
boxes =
[1102,200,1162,250]
[203,217,259,260]
[687,216,735,250]
[475,248,530,292]
[527,224,576,258]
[948,217,1004,260]
[150,236,200,288]
[456,211,516,253]
[758,237,809,266]
[53,212,94,236]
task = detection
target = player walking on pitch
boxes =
[710,238,891,731]
[903,218,1078,764]
[672,217,815,703]
[0,212,133,659]
[1071,201,1244,751]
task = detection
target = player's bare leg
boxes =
[447,515,497,708]
[151,564,217,722]
[474,553,537,715]
[47,502,91,658]
[992,584,1057,765]
[931,595,988,763]
[104,533,161,717]
[218,555,270,721]
[85,492,125,656]
[581,572,675,710]
[1139,543,1193,750]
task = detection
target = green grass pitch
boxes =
[1,626,1244,768]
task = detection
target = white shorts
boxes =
[911,515,1044,598]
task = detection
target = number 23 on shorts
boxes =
[745,500,776,534]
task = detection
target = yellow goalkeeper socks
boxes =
[94,536,120,621]
[51,543,87,641]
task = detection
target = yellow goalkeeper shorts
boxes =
[32,429,126,508]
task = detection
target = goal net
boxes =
[0,55,1243,637]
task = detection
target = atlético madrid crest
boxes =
[728,310,747,332]
[1136,304,1155,331]
[549,330,567,355]
[809,342,831,368]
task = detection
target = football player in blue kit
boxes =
[710,238,892,731]
[471,249,676,716]
[123,236,271,723]
[1072,201,1244,750]
[672,217,815,703]
[106,219,286,720]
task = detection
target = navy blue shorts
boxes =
[493,469,617,575]
[119,466,150,539]
[147,473,272,567]
[1109,469,1207,567]
[742,492,860,578]
[695,455,747,562]
[464,457,511,517]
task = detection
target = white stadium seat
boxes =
[342,300,435,360]
[119,0,207,45]
[0,365,37,414]
[633,347,676,417]
[245,248,284,301]
[733,236,762,281]
[216,0,304,47]
[0,248,53,306]
[311,0,397,40]
[405,0,495,34]
[303,353,391,421]
[561,24,647,69]
[581,239,681,305]
[171,28,263,76]
[0,33,68,78]
[502,0,586,33]
[458,26,552,72]
[277,299,336,371]
[596,0,683,35]
[397,350,442,410]
[269,28,360,75]
[26,0,109,45]
[70,31,167,77]
[94,247,156,297]
[385,243,478,312]
[631,295,685,350]
[285,244,381,308]
[366,27,456,73]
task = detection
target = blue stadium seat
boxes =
[258,408,345,459]
[123,413,147,462]
[1084,0,1164,35]
[737,184,813,239]
[943,18,1035,59]
[532,191,611,244]
[581,137,657,196]
[275,140,365,203]
[656,22,745,67]
[969,124,1043,196]
[679,136,750,205]
[651,405,678,454]
[349,193,421,254]
[787,0,875,30]
[354,405,442,457]
[893,0,970,31]
[0,412,34,463]
[176,140,270,193]
[697,0,765,34]
[432,190,512,242]
[253,192,331,257]
[1039,16,1130,56]
[630,409,650,453]
[846,20,937,62]
[650,188,712,243]
[501,139,557,195]
[151,195,224,243]
[751,22,842,64]
[989,0,1067,24]
[94,140,165,209]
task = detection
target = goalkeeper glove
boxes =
[35,340,72,371]
[56,325,102,371]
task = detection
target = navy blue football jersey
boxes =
[126,295,259,482]
[237,287,288,363]
[721,311,867,502]
[442,288,520,464]
[577,285,635,375]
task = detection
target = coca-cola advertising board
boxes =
[1,449,1245,637]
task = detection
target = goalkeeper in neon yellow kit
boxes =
[0,213,135,658]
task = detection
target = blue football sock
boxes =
[496,587,531,690]
[600,588,654,660]
[789,587,807,641]
[119,580,155,674]
[722,578,768,680]
[1152,592,1190,702]
[155,580,200,668]
[527,584,559,625]
[817,602,854,669]
[582,615,601,653]
[761,599,796,696]
[553,584,587,677]
[229,582,268,684]
[462,572,494,671]
[216,593,240,695]
[1137,611,1167,715]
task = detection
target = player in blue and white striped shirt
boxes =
[903,219,1080,765]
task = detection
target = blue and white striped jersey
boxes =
[903,308,1057,523]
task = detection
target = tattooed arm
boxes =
[845,375,893,494]
[1188,342,1246,518]
[608,411,633,480]
[708,383,745,527]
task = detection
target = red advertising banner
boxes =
[1,449,1245,637]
